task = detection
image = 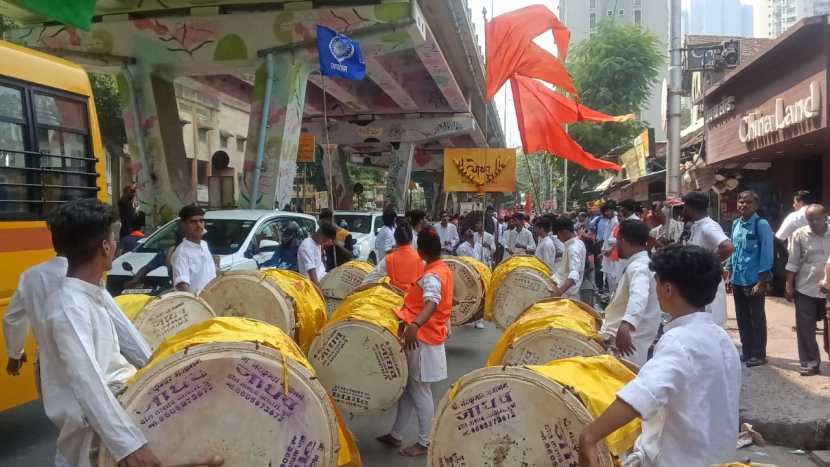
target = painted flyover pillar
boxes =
[384,142,415,210]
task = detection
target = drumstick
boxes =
[167,455,225,467]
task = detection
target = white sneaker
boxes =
[474,321,486,329]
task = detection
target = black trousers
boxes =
[794,291,824,369]
[733,284,767,360]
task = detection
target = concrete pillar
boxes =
[321,145,355,210]
[240,54,311,209]
[118,67,193,225]
[384,143,415,210]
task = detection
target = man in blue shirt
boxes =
[726,190,774,367]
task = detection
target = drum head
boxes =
[491,268,556,329]
[97,342,339,467]
[428,366,614,467]
[444,257,485,326]
[308,320,407,415]
[132,292,215,350]
[502,328,606,366]
[199,271,296,338]
[320,264,370,302]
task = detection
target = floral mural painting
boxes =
[134,18,217,57]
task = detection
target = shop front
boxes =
[704,16,830,227]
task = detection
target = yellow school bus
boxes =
[0,40,108,411]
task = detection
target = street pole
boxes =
[563,159,568,212]
[666,0,682,197]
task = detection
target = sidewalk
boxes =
[726,296,830,450]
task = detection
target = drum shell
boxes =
[115,292,215,351]
[490,267,557,329]
[443,256,491,326]
[320,261,374,315]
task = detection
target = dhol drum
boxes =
[113,292,215,351]
[443,256,492,326]
[487,297,605,366]
[485,255,557,329]
[319,260,375,314]
[97,317,361,467]
[199,269,326,352]
[428,355,640,467]
[308,283,407,415]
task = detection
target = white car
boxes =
[333,211,385,264]
[107,209,318,295]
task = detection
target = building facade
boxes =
[559,0,669,141]
[689,0,754,37]
[758,0,830,37]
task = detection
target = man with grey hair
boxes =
[785,204,830,376]
[725,190,774,367]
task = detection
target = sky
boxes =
[467,0,755,148]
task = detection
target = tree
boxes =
[564,20,665,205]
[89,73,127,150]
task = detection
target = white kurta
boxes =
[505,228,536,255]
[455,241,481,261]
[412,273,448,383]
[555,237,587,300]
[617,312,741,467]
[298,237,327,281]
[535,235,559,272]
[42,278,148,466]
[374,225,395,262]
[171,238,216,294]
[600,251,662,366]
[687,217,729,327]
[776,206,808,241]
[436,223,459,252]
[474,231,496,267]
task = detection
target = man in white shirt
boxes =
[298,223,337,285]
[682,192,735,327]
[649,201,684,249]
[599,203,621,293]
[436,210,460,254]
[534,217,558,272]
[41,199,160,467]
[407,209,427,248]
[455,228,481,259]
[473,220,496,267]
[600,220,662,366]
[374,208,398,262]
[579,244,741,467]
[551,217,587,300]
[172,205,217,294]
[776,190,812,242]
[506,213,536,256]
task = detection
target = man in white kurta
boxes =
[534,218,558,272]
[552,218,587,300]
[298,224,336,285]
[600,220,662,366]
[436,212,460,254]
[776,191,811,242]
[506,214,536,256]
[473,221,496,267]
[171,205,216,294]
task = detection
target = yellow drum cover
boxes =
[444,256,492,326]
[488,298,605,366]
[114,292,215,351]
[428,356,639,467]
[98,318,362,467]
[486,256,557,329]
[199,269,326,352]
[308,284,407,415]
[320,261,374,315]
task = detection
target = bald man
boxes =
[785,204,830,376]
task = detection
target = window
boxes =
[0,82,96,220]
[607,9,613,16]
[589,13,597,28]
[633,0,641,6]
[634,9,642,25]
[619,9,624,16]
[220,134,229,148]
[589,0,597,9]
[236,139,245,153]
[198,129,208,143]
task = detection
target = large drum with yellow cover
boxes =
[308,284,407,415]
[114,292,215,351]
[428,356,639,467]
[487,298,605,366]
[97,317,361,467]
[199,269,326,352]
[485,255,558,330]
[319,260,375,314]
[444,256,492,326]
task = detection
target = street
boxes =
[0,317,824,467]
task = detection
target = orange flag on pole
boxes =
[515,75,634,124]
[511,77,623,171]
[509,42,577,95]
[485,5,572,100]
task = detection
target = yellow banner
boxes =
[443,148,516,193]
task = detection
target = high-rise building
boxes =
[559,0,669,141]
[763,0,830,37]
[688,0,754,37]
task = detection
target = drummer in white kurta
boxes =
[455,229,482,260]
[436,211,459,254]
[600,220,662,367]
[681,192,735,328]
[534,217,559,272]
[551,217,587,300]
[41,199,160,467]
[172,204,217,295]
[472,220,496,268]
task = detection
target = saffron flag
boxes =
[515,76,634,124]
[316,25,366,80]
[13,0,97,30]
[512,77,622,172]
[510,42,577,95]
[485,5,572,100]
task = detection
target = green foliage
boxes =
[89,73,126,147]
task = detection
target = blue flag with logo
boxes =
[317,25,366,80]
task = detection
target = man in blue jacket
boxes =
[725,190,774,367]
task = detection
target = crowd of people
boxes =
[5,188,830,467]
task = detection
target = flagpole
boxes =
[321,74,336,211]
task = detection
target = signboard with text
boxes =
[297,133,316,163]
[620,128,652,182]
[443,148,517,193]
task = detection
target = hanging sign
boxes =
[297,133,316,163]
[443,148,516,193]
